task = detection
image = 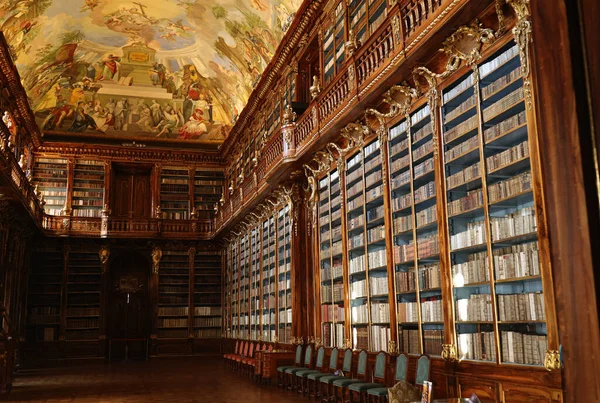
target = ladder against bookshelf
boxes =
[194,169,224,220]
[160,167,190,220]
[72,160,105,218]
[319,169,345,349]
[66,249,101,341]
[261,216,277,342]
[26,248,63,343]
[158,250,190,339]
[33,157,68,216]
[193,250,222,339]
[277,204,293,343]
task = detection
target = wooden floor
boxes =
[6,358,307,402]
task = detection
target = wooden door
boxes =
[111,166,151,218]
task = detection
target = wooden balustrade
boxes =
[401,0,444,40]
[293,104,317,151]
[242,176,255,203]
[356,22,395,88]
[319,68,351,124]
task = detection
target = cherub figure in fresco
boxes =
[80,0,100,12]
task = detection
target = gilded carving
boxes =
[340,122,368,149]
[441,344,458,361]
[391,15,402,47]
[495,0,507,38]
[441,20,496,69]
[345,30,360,58]
[303,150,334,226]
[507,0,533,110]
[310,75,322,99]
[99,246,110,266]
[388,340,398,355]
[383,82,418,118]
[282,103,297,126]
[152,246,162,275]
[544,349,561,371]
[348,64,356,90]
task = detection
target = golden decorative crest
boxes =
[383,82,418,118]
[441,20,496,69]
[441,344,458,361]
[310,75,322,99]
[507,0,533,110]
[151,246,162,275]
[340,122,369,149]
[388,340,398,355]
[544,349,561,371]
[99,246,110,265]
[282,103,297,125]
[345,29,360,58]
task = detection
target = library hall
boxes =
[0,0,598,402]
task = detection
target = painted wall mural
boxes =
[0,0,301,142]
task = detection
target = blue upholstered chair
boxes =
[415,355,430,387]
[277,344,303,387]
[294,346,327,395]
[307,347,338,399]
[319,348,353,402]
[367,353,408,402]
[347,352,388,402]
[331,350,370,402]
[284,344,314,390]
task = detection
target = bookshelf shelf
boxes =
[158,250,190,339]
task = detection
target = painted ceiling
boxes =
[0,0,302,143]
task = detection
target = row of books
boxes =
[421,298,443,322]
[65,330,98,340]
[367,225,385,243]
[194,329,221,338]
[416,205,437,227]
[482,65,523,100]
[413,122,434,144]
[348,214,365,231]
[161,212,190,220]
[424,329,444,356]
[391,169,411,189]
[74,174,103,181]
[158,318,188,327]
[278,309,293,323]
[480,45,518,78]
[444,74,474,103]
[371,325,391,352]
[72,200,102,207]
[448,189,483,216]
[444,115,479,145]
[393,214,412,234]
[158,329,188,338]
[487,141,529,173]
[397,302,418,323]
[66,318,98,328]
[391,154,410,174]
[371,302,390,323]
[368,249,387,268]
[413,140,434,161]
[445,94,476,123]
[395,270,416,293]
[370,276,389,296]
[73,190,103,198]
[321,283,345,303]
[390,138,409,157]
[498,292,545,321]
[194,306,221,316]
[488,170,531,203]
[67,307,100,316]
[366,185,384,203]
[493,241,540,280]
[366,205,385,223]
[501,331,547,365]
[323,323,345,348]
[351,280,368,299]
[446,135,479,162]
[28,315,59,325]
[414,181,435,203]
[484,110,527,143]
[400,328,420,355]
[392,193,412,212]
[365,170,383,189]
[456,294,493,322]
[194,317,221,327]
[483,87,524,122]
[160,285,188,293]
[321,304,345,322]
[353,326,369,350]
[350,256,366,274]
[490,206,536,241]
[447,163,480,191]
[452,251,490,285]
[414,157,434,179]
[411,106,431,126]
[458,331,496,361]
[419,264,441,290]
[450,220,486,250]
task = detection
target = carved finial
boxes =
[441,344,458,361]
[190,207,198,219]
[282,103,297,125]
[101,203,111,217]
[18,154,25,169]
[154,205,162,219]
[152,246,162,274]
[345,30,360,57]
[544,349,561,371]
[310,75,321,99]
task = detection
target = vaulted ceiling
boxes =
[0,0,302,143]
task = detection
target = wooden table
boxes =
[259,349,296,382]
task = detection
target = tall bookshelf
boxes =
[239,235,250,340]
[224,246,232,338]
[33,157,68,216]
[193,250,222,339]
[26,248,63,342]
[323,1,346,85]
[193,169,224,219]
[160,167,190,220]
[348,0,387,45]
[71,160,104,218]
[157,250,189,339]
[318,169,345,348]
[231,241,239,338]
[277,204,293,343]
[249,227,261,340]
[65,249,101,341]
[442,42,547,366]
[261,216,277,341]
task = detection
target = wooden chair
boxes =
[223,340,241,369]
[347,351,388,402]
[307,347,339,399]
[277,344,303,387]
[415,355,430,387]
[234,341,250,371]
[318,348,353,403]
[331,350,370,403]
[284,344,314,391]
[294,346,327,395]
[367,353,408,402]
[241,342,258,375]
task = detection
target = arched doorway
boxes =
[107,250,151,360]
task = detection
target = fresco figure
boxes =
[178,108,207,139]
[43,95,72,130]
[68,101,103,132]
[113,98,129,131]
[99,54,120,81]
[149,62,165,86]
[154,106,179,137]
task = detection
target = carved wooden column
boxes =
[150,246,162,347]
[98,246,110,352]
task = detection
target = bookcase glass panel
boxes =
[66,250,101,341]
[319,169,345,349]
[250,228,261,340]
[277,205,292,343]
[33,157,68,216]
[72,160,104,218]
[158,250,189,339]
[262,216,277,342]
[349,0,387,45]
[160,167,190,220]
[193,250,222,339]
[26,248,63,342]
[323,1,345,85]
[239,235,250,340]
[480,41,546,366]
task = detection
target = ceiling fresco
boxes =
[0,0,302,142]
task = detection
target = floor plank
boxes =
[6,358,308,402]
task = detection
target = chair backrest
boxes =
[242,341,249,356]
[267,344,274,352]
[342,348,353,372]
[304,344,313,366]
[315,347,326,369]
[234,340,240,354]
[373,352,387,380]
[248,342,255,357]
[329,348,339,370]
[415,355,430,386]
[357,350,368,376]
[294,344,303,365]
[395,353,408,382]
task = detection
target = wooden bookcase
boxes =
[192,250,222,339]
[65,249,101,341]
[160,167,190,220]
[323,1,346,85]
[249,228,261,340]
[262,215,277,342]
[32,157,68,216]
[71,160,104,218]
[157,250,190,339]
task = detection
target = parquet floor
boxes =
[6,358,307,402]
